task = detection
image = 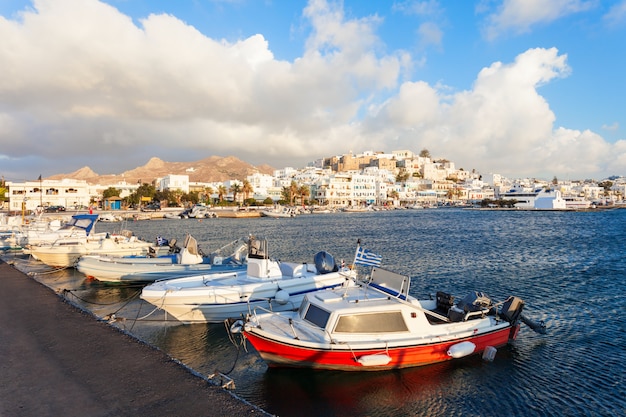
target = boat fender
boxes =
[447,341,476,358]
[274,290,290,305]
[482,346,497,362]
[230,320,244,334]
[357,354,392,366]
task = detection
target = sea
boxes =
[3,208,625,417]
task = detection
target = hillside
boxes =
[47,156,275,185]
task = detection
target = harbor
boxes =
[2,208,624,416]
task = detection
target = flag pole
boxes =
[38,174,42,208]
[351,239,361,269]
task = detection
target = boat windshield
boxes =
[303,303,331,329]
[334,311,408,333]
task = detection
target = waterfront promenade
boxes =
[0,259,267,417]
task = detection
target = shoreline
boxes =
[0,258,270,417]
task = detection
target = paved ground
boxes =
[0,259,269,417]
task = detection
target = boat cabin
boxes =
[295,267,511,344]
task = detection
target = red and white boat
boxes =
[233,250,545,371]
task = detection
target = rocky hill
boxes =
[47,156,275,185]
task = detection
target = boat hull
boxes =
[31,245,165,268]
[141,271,354,323]
[244,324,518,371]
[77,256,245,283]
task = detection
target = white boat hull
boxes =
[141,264,356,323]
[76,255,244,283]
[30,241,168,268]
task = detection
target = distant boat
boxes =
[499,187,567,209]
[563,196,592,210]
[261,206,297,218]
[342,206,372,213]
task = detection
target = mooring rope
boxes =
[221,319,243,375]
[29,265,73,275]
[62,287,142,307]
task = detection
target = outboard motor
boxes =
[449,291,492,322]
[499,296,524,324]
[314,251,338,274]
[458,291,492,312]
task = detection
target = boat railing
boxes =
[250,306,331,342]
[365,281,451,323]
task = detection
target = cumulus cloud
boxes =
[362,46,623,178]
[0,0,623,181]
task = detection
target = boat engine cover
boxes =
[458,291,492,313]
[314,251,338,274]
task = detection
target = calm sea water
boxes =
[5,208,625,416]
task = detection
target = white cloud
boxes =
[604,0,626,27]
[0,0,623,181]
[417,22,443,49]
[362,46,624,178]
[481,0,597,40]
[602,122,619,132]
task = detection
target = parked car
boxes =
[44,205,66,213]
[141,202,161,212]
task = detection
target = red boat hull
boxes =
[244,324,520,371]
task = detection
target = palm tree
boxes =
[289,180,299,205]
[388,190,399,204]
[217,185,227,203]
[242,180,254,202]
[298,184,310,206]
[230,183,242,203]
[203,186,214,204]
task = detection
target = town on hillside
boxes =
[2,149,625,214]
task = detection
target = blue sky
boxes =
[1,0,625,181]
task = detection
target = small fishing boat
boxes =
[260,206,297,218]
[76,235,247,283]
[140,236,356,323]
[231,245,546,371]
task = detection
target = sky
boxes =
[1,0,625,182]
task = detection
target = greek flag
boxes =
[354,246,382,267]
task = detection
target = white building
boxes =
[7,179,93,212]
[159,174,189,193]
[314,174,353,207]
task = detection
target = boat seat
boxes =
[435,291,454,315]
[279,262,308,278]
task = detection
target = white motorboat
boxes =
[260,206,297,218]
[140,236,356,323]
[28,232,170,268]
[14,214,100,247]
[98,212,122,222]
[76,235,247,283]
